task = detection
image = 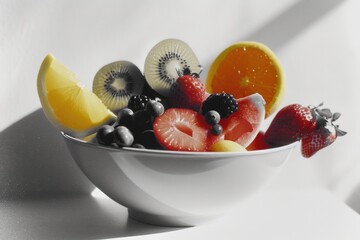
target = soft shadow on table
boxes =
[0,195,182,240]
[0,109,94,199]
[0,109,183,239]
[346,184,360,214]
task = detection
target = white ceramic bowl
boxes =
[62,132,297,227]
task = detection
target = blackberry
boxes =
[201,92,238,118]
[128,95,150,112]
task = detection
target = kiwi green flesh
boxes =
[93,61,145,112]
[144,39,201,97]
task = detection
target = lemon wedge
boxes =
[37,54,116,138]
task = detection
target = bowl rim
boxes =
[61,132,299,157]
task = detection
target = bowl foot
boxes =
[128,209,216,227]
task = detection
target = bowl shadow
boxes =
[0,194,183,240]
[0,109,184,238]
[0,109,94,199]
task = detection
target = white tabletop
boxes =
[1,187,359,240]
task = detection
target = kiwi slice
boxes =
[144,39,201,97]
[93,61,145,112]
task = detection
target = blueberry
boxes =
[117,108,134,128]
[96,125,115,145]
[114,126,134,147]
[131,143,146,149]
[156,98,169,110]
[211,124,223,136]
[132,110,153,133]
[134,130,163,150]
[146,100,164,117]
[205,110,221,126]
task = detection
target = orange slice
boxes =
[206,42,284,117]
[37,54,116,138]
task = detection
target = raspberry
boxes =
[128,95,150,112]
[201,92,238,118]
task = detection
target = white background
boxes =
[1,0,360,236]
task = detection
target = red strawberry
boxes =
[153,108,208,151]
[264,104,319,147]
[301,113,346,158]
[264,103,346,157]
[168,73,206,111]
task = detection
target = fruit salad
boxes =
[36,39,346,157]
